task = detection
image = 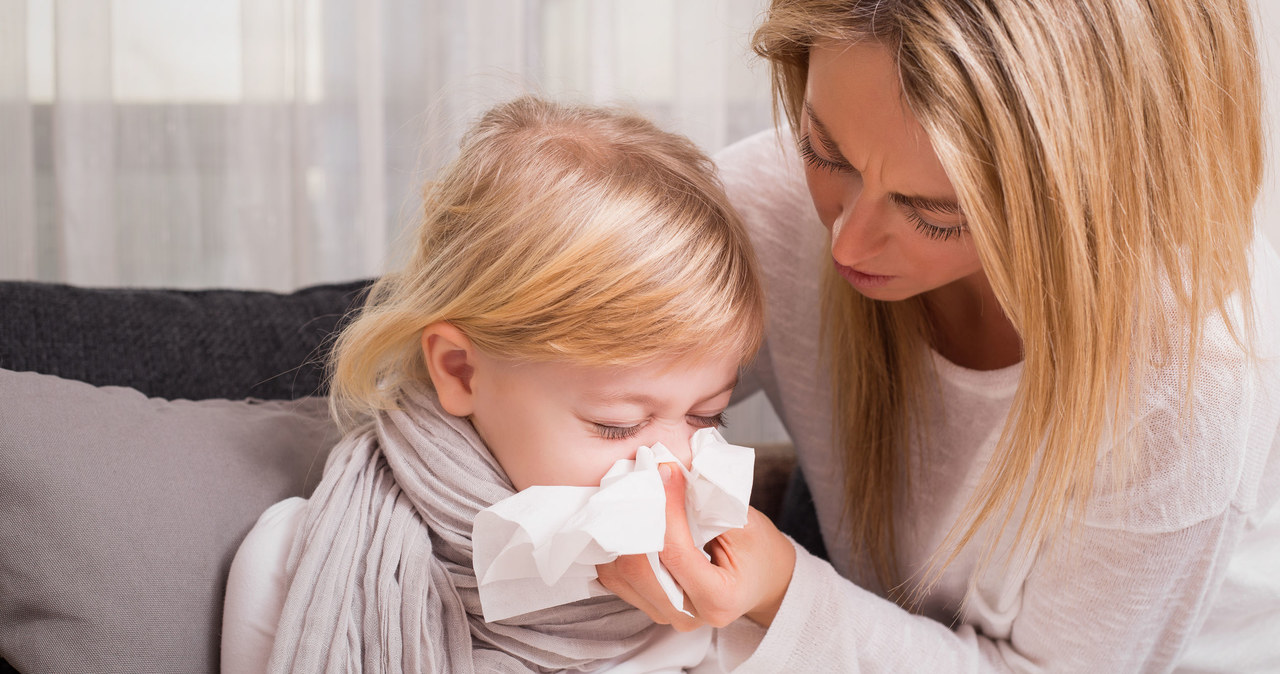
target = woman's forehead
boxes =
[806,40,958,202]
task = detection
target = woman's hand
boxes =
[596,463,797,630]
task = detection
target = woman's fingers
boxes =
[654,465,739,626]
[595,466,707,631]
[660,470,796,628]
[719,507,797,626]
[657,464,700,564]
[596,552,705,631]
[597,461,798,630]
[595,557,671,624]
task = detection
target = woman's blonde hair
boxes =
[329,96,764,425]
[754,0,1262,596]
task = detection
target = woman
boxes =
[596,1,1280,670]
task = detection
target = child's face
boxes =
[465,350,741,491]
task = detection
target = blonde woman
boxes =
[220,96,769,672]
[597,1,1280,670]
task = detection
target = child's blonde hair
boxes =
[329,96,764,424]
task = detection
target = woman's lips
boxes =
[833,259,893,289]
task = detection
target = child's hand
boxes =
[595,463,797,630]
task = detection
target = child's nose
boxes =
[644,424,695,469]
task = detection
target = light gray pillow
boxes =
[0,369,341,674]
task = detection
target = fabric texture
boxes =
[712,129,1280,672]
[268,383,663,673]
[0,368,341,674]
[0,280,370,401]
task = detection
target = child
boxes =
[220,96,765,673]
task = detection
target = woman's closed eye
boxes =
[891,195,969,242]
[798,134,854,174]
[902,208,967,241]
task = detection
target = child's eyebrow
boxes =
[595,391,663,407]
[593,377,739,407]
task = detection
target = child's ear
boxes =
[421,322,477,417]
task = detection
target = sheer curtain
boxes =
[0,0,789,445]
[0,0,774,290]
[8,2,1280,445]
[8,1,1280,284]
[9,0,1280,287]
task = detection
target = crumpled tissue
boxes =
[472,427,754,622]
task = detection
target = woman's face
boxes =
[802,40,984,301]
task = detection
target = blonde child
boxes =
[220,96,767,673]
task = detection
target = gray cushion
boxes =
[0,369,340,674]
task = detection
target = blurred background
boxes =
[0,0,775,290]
[4,0,1280,445]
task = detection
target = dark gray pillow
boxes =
[0,280,370,401]
[0,369,341,674]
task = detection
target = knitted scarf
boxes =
[267,384,660,673]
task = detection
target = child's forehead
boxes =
[537,349,741,377]
[543,353,741,400]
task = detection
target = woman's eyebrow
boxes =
[803,102,848,160]
[807,102,962,213]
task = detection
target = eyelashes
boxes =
[594,423,642,441]
[798,133,969,242]
[903,209,967,242]
[798,133,849,173]
[592,412,727,441]
[689,412,727,428]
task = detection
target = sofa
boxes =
[0,279,807,674]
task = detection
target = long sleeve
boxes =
[221,497,307,674]
[718,512,1250,672]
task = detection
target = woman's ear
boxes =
[421,322,477,417]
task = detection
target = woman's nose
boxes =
[831,194,889,266]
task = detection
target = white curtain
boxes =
[12,1,1277,446]
[0,0,791,446]
[0,0,775,290]
[10,0,1280,287]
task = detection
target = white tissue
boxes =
[472,427,754,622]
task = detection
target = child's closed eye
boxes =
[687,412,727,428]
[591,412,726,441]
[593,422,643,441]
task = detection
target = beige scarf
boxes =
[267,384,659,673]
